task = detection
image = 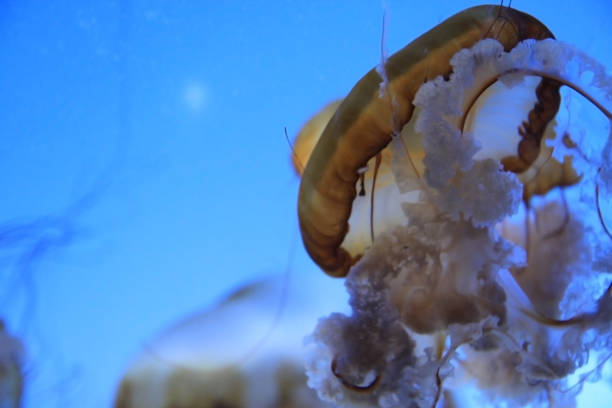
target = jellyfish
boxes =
[113,273,347,408]
[0,320,24,408]
[297,4,557,278]
[298,4,612,407]
[292,100,343,177]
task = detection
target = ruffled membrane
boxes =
[305,39,612,407]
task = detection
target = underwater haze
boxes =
[1,1,612,407]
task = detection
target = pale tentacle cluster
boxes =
[305,39,612,407]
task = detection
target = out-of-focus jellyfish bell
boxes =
[299,4,612,408]
[0,320,24,408]
[113,274,347,408]
[292,100,342,177]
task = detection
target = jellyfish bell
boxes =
[292,100,343,177]
[294,99,420,268]
[297,4,557,278]
[113,273,346,408]
[0,320,24,407]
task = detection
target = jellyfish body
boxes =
[113,273,347,408]
[0,321,24,408]
[295,99,420,265]
[292,100,342,177]
[301,5,612,408]
[298,4,556,277]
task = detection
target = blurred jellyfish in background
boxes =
[297,4,612,407]
[0,320,24,408]
[291,100,343,176]
[112,103,349,408]
[113,273,348,408]
[0,187,96,406]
